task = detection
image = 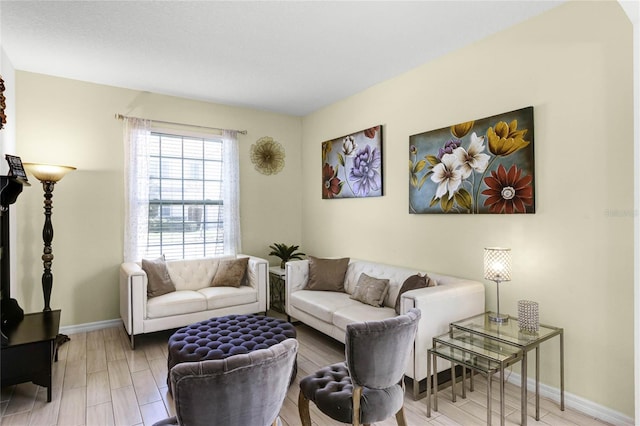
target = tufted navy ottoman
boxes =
[167,314,297,388]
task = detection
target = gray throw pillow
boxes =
[211,257,249,288]
[306,256,350,292]
[394,273,437,314]
[350,273,390,307]
[142,255,176,298]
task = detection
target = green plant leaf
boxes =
[454,188,472,211]
[414,159,426,173]
[426,155,439,166]
[441,196,454,212]
[268,243,306,261]
[418,175,428,190]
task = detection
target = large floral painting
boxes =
[322,125,383,199]
[409,107,535,214]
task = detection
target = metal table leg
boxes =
[451,362,456,402]
[462,366,467,399]
[433,351,439,412]
[536,345,540,421]
[427,349,432,417]
[521,351,528,426]
[500,363,505,426]
[560,330,565,411]
[470,365,474,391]
[487,371,493,426]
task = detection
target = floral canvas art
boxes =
[322,126,383,199]
[409,107,535,214]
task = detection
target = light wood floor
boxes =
[1,314,612,426]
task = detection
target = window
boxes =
[145,131,225,259]
[124,118,240,262]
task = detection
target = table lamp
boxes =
[484,247,512,323]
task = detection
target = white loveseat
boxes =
[285,258,485,398]
[120,254,268,348]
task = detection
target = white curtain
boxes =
[222,130,241,255]
[123,117,151,262]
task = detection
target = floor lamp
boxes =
[484,247,512,324]
[23,163,75,313]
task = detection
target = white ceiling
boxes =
[1,1,564,116]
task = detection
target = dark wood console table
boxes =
[1,310,60,402]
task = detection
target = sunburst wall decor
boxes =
[251,136,285,175]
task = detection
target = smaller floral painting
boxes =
[322,126,383,199]
[409,107,535,214]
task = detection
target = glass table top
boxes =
[451,312,562,349]
[434,331,521,364]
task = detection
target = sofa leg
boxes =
[123,323,135,350]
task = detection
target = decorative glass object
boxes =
[517,300,539,332]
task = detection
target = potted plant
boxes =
[269,243,306,269]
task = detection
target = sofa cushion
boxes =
[146,290,207,319]
[332,304,396,332]
[307,256,350,292]
[290,290,359,323]
[394,273,437,314]
[211,257,249,288]
[350,273,389,307]
[198,286,258,309]
[167,257,231,291]
[143,256,176,298]
[344,260,426,307]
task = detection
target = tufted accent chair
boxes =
[153,338,298,426]
[298,308,421,426]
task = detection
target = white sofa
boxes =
[120,254,268,348]
[285,258,485,398]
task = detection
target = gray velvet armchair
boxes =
[298,308,421,426]
[153,338,298,426]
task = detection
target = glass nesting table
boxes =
[427,313,564,426]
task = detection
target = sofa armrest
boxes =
[119,262,147,337]
[400,280,485,380]
[284,259,309,315]
[243,255,269,312]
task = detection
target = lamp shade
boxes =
[484,247,512,282]
[23,163,76,183]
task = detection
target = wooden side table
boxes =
[1,310,61,402]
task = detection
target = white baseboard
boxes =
[59,318,123,336]
[505,371,633,426]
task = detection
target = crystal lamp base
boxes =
[488,312,509,323]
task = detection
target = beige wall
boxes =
[302,0,634,417]
[7,0,635,418]
[13,73,303,326]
